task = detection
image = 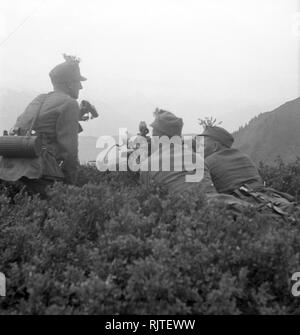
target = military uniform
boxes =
[140,146,216,194]
[200,126,299,220]
[205,148,263,194]
[0,55,86,197]
[199,126,263,194]
[0,91,81,193]
[140,110,216,195]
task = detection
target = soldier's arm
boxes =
[56,99,80,184]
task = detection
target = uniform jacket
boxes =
[140,145,216,194]
[0,91,81,184]
[206,148,263,194]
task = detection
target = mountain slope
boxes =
[78,136,100,163]
[233,98,300,165]
[0,89,35,131]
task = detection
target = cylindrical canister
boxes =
[0,136,42,158]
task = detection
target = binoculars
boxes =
[79,100,99,121]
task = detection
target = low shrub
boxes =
[0,160,300,315]
[259,157,300,200]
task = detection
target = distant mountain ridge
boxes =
[78,136,99,163]
[0,88,35,131]
[79,98,300,165]
[233,97,300,165]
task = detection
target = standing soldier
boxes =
[0,54,90,198]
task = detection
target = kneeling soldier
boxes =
[0,54,88,198]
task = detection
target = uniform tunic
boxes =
[206,148,263,194]
[140,145,216,194]
[0,91,81,184]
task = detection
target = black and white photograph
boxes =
[0,0,300,319]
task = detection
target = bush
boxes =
[0,160,300,315]
[259,157,300,201]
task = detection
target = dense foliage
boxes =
[259,157,300,201]
[0,160,300,315]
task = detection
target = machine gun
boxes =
[138,121,149,138]
[130,121,152,161]
[234,184,298,222]
[136,121,151,150]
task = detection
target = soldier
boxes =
[199,126,263,194]
[199,126,299,219]
[137,114,254,212]
[0,54,88,198]
[139,109,216,194]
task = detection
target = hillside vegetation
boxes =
[0,160,300,315]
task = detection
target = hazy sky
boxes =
[0,0,298,136]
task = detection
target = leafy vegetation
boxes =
[259,157,300,201]
[0,159,300,315]
[198,117,223,130]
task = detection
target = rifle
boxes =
[236,184,296,220]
